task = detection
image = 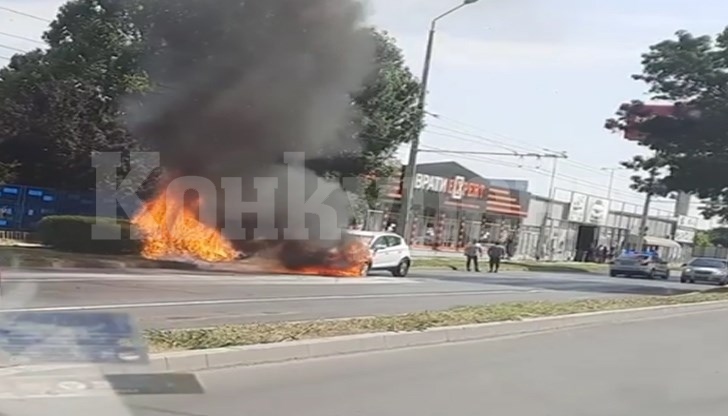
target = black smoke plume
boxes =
[125,0,376,265]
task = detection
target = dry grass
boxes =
[145,291,728,352]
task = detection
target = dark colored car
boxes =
[680,257,728,285]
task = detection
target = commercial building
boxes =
[519,189,697,262]
[372,161,530,251]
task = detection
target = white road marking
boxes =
[0,273,417,285]
[0,289,545,313]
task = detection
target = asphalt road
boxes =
[0,267,715,329]
[3,304,727,415]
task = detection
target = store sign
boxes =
[585,197,608,226]
[677,215,698,229]
[674,228,696,244]
[413,173,486,200]
[568,192,588,223]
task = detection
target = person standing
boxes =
[464,240,483,272]
[487,242,506,273]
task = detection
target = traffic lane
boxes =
[0,271,493,308]
[0,286,595,329]
[0,269,712,329]
[119,307,728,416]
[416,269,715,296]
[94,290,608,329]
[1,269,710,310]
[0,269,704,312]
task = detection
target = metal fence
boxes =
[0,183,103,232]
[692,246,728,259]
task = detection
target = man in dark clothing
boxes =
[487,242,506,273]
[464,240,483,272]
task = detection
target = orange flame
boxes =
[132,191,238,262]
[132,187,372,277]
[291,239,372,277]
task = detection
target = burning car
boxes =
[343,230,412,277]
[132,191,373,277]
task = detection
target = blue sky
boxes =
[1,0,726,224]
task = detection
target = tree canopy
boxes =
[0,0,147,191]
[606,28,728,219]
[0,0,421,198]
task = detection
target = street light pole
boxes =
[606,169,615,202]
[600,166,624,207]
[397,0,480,242]
[635,169,657,252]
[535,152,567,260]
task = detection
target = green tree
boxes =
[605,28,728,219]
[694,231,712,247]
[0,0,149,191]
[1,0,420,201]
[308,30,422,208]
[706,227,728,247]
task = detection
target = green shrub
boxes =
[37,216,142,255]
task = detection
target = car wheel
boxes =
[680,277,687,283]
[392,259,410,277]
[662,270,670,280]
[648,269,656,279]
[689,279,696,284]
[609,271,618,277]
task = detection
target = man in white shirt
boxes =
[464,240,483,272]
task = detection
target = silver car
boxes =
[680,257,728,285]
[609,253,670,279]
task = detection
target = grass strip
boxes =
[413,257,609,273]
[146,291,728,352]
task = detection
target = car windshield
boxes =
[619,254,650,261]
[349,234,374,245]
[689,259,727,268]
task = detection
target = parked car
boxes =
[609,253,670,279]
[680,257,728,285]
[346,231,412,277]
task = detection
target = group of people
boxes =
[463,240,506,273]
[584,245,617,263]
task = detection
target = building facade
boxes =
[374,161,530,252]
[518,189,693,262]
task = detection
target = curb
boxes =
[4,300,727,377]
[144,300,728,372]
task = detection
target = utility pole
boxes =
[601,168,617,202]
[535,152,568,260]
[397,0,481,242]
[635,169,657,252]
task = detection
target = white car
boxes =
[346,230,412,277]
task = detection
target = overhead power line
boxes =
[418,143,649,205]
[0,31,44,45]
[422,113,676,204]
[0,6,52,23]
[420,128,645,202]
[0,43,27,53]
[426,113,635,181]
[418,150,565,158]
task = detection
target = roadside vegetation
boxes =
[413,257,610,274]
[146,291,728,352]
